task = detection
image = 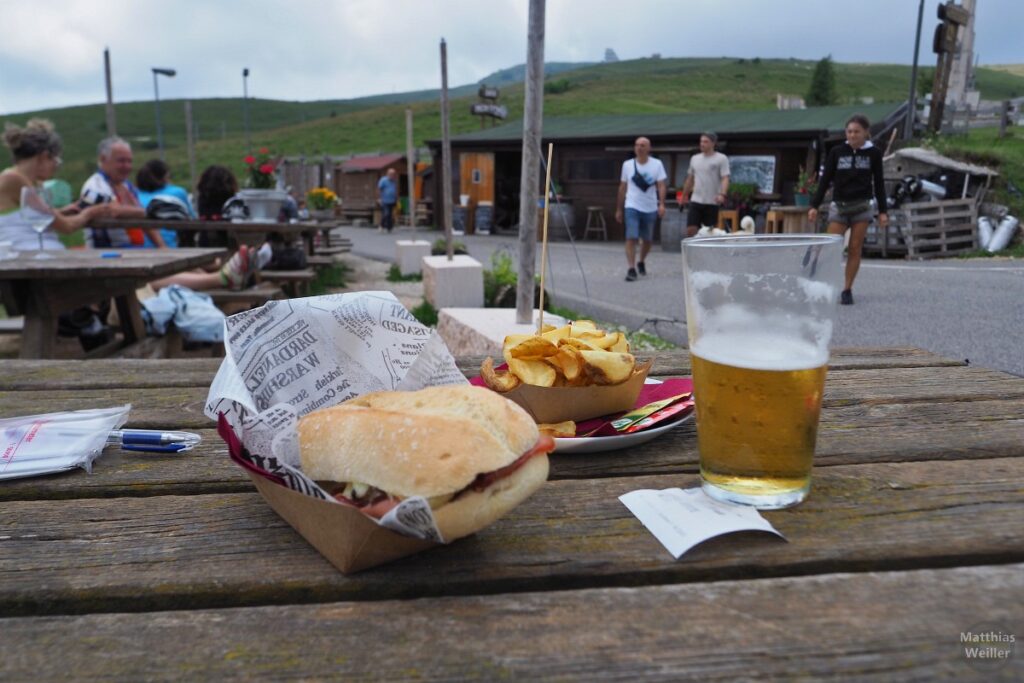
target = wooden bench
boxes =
[314,246,351,257]
[306,255,338,269]
[207,281,285,312]
[342,204,376,225]
[257,269,316,298]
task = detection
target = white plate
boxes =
[552,378,694,454]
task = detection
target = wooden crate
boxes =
[898,198,978,260]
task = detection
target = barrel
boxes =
[660,207,686,252]
[537,200,574,240]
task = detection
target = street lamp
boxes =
[242,67,251,154]
[151,67,176,159]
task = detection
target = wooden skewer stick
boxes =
[537,142,554,334]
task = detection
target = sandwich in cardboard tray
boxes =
[297,385,553,542]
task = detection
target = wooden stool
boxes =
[717,209,739,232]
[583,206,608,241]
[765,210,783,234]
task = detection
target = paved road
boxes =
[336,226,1024,377]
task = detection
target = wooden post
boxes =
[516,0,545,324]
[904,0,925,139]
[103,48,117,136]
[406,108,417,231]
[440,39,455,260]
[999,100,1010,139]
[184,101,197,192]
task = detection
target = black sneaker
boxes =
[625,268,638,282]
[637,261,647,276]
[840,289,854,305]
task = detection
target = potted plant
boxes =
[726,182,758,216]
[306,187,338,221]
[239,147,288,221]
[794,166,817,207]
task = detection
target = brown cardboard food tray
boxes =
[501,359,652,423]
[246,471,437,574]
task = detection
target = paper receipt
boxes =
[619,487,786,559]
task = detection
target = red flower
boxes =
[244,155,256,164]
[259,163,275,175]
[259,147,269,155]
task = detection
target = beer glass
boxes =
[681,234,843,509]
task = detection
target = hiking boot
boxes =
[637,261,647,276]
[625,268,638,282]
[840,289,854,305]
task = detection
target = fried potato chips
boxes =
[482,321,636,392]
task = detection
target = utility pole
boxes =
[242,68,251,154]
[103,48,116,136]
[516,0,545,324]
[904,0,925,139]
[151,67,176,160]
[405,108,417,232]
[440,39,454,259]
[184,101,197,192]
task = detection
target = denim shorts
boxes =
[624,208,657,241]
[827,201,874,227]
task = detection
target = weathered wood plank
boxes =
[0,398,1020,501]
[1,365,1017,428]
[0,458,1020,616]
[0,359,223,390]
[0,348,964,392]
[3,564,1019,681]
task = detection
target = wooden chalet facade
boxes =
[427,103,908,240]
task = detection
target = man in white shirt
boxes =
[615,137,666,282]
[681,132,730,238]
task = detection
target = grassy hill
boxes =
[5,57,1024,194]
[988,64,1024,78]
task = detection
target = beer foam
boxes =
[691,331,828,371]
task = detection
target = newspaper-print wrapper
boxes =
[205,292,468,572]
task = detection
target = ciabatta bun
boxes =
[297,385,542,499]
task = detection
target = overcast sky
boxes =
[2,0,1022,115]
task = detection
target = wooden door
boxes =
[459,153,495,206]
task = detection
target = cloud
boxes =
[1,0,1021,114]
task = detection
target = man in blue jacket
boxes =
[377,168,398,233]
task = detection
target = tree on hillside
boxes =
[806,55,837,106]
[604,48,619,62]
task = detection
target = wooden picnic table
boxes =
[90,218,343,255]
[0,348,1021,680]
[0,248,225,359]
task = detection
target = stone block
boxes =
[395,240,432,276]
[437,308,567,357]
[422,255,484,309]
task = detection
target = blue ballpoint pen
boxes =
[107,429,202,453]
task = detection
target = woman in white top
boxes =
[0,119,110,250]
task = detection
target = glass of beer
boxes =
[681,234,843,509]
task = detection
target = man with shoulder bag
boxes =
[615,137,666,282]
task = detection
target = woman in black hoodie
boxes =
[808,114,888,305]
